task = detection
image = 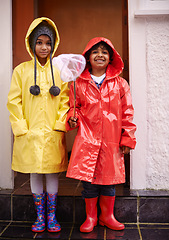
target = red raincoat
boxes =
[66,37,136,185]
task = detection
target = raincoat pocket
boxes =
[43,131,67,167]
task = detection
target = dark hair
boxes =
[84,41,114,62]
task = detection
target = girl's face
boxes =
[89,44,110,75]
[35,35,51,65]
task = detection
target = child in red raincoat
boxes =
[66,37,136,232]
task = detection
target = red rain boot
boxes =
[99,196,124,230]
[80,197,98,233]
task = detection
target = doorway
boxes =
[12,0,130,187]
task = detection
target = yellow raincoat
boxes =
[7,17,69,173]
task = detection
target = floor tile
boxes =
[106,224,140,240]
[0,195,11,220]
[140,224,169,240]
[0,222,11,235]
[1,224,35,239]
[114,197,137,223]
[36,222,72,239]
[75,197,85,224]
[139,198,169,223]
[57,196,74,222]
[70,226,104,240]
[11,221,32,226]
[13,195,35,221]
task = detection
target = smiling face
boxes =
[35,35,52,66]
[89,43,110,76]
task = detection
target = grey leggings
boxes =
[30,173,59,194]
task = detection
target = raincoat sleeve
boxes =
[54,80,70,132]
[7,66,28,137]
[119,78,136,149]
[65,81,81,131]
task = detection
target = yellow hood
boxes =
[25,17,60,59]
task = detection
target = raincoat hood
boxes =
[25,17,60,59]
[25,17,60,96]
[82,37,124,78]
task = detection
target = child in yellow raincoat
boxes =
[7,17,69,233]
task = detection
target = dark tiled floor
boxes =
[1,222,169,240]
[0,172,169,239]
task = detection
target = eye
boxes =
[102,50,109,54]
[91,50,98,54]
[47,42,51,46]
[36,41,42,45]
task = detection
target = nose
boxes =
[42,44,47,50]
[98,50,103,57]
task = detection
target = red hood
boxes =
[82,37,124,78]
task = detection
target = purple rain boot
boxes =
[32,192,46,232]
[47,192,61,232]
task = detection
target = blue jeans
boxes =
[82,181,115,198]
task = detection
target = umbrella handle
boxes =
[74,81,76,118]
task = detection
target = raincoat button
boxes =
[94,177,96,179]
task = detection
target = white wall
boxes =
[128,0,169,190]
[146,16,169,189]
[0,0,13,189]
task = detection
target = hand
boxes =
[68,116,78,128]
[121,146,131,154]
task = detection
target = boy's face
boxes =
[35,35,51,65]
[89,44,110,73]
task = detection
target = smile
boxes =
[95,59,105,63]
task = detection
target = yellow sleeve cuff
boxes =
[11,119,28,137]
